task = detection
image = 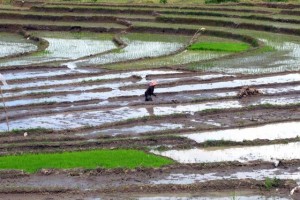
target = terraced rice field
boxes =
[0,0,300,199]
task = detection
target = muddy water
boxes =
[0,33,37,58]
[152,168,300,185]
[138,195,290,200]
[152,142,300,163]
[77,123,184,136]
[120,50,230,69]
[3,70,181,90]
[0,41,37,58]
[0,38,116,67]
[262,85,300,94]
[156,73,300,93]
[71,40,184,67]
[0,191,292,200]
[183,121,300,143]
[0,94,298,131]
[3,73,300,107]
[4,82,300,107]
[202,38,300,74]
[152,74,235,84]
[2,68,100,81]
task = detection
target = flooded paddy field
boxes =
[0,1,300,198]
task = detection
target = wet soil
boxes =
[0,161,299,197]
[1,2,300,198]
[0,105,299,155]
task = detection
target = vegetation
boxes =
[265,0,287,2]
[188,42,250,52]
[205,0,239,3]
[0,149,173,173]
[202,139,233,147]
[264,177,280,190]
[33,50,51,56]
[10,128,51,134]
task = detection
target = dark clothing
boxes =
[145,86,156,101]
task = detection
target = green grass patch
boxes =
[188,42,250,52]
[10,128,51,134]
[123,33,190,43]
[205,0,239,3]
[0,149,173,173]
[265,0,287,2]
[32,50,51,56]
[264,177,280,190]
[30,31,114,40]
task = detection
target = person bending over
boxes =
[145,80,157,101]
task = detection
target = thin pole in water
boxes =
[189,27,206,45]
[0,73,9,132]
[0,87,9,131]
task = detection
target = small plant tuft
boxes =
[160,0,167,4]
[264,177,280,190]
[205,0,239,4]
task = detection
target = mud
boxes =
[0,36,117,67]
[183,121,300,143]
[152,142,300,163]
[0,32,37,59]
[1,2,300,197]
[0,161,299,197]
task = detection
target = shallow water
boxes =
[156,73,300,93]
[78,123,184,136]
[152,142,300,163]
[0,33,37,58]
[0,95,298,131]
[2,68,97,81]
[3,70,181,90]
[0,41,37,58]
[4,76,300,107]
[138,194,290,200]
[0,37,116,67]
[201,38,300,74]
[152,168,300,185]
[183,121,300,143]
[117,50,229,69]
[72,40,184,67]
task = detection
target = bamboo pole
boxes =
[189,27,206,46]
[0,86,9,131]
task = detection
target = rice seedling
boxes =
[0,149,174,173]
[188,42,250,52]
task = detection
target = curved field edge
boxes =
[0,149,174,173]
[1,103,299,136]
[104,30,260,70]
[188,42,250,52]
[0,30,49,61]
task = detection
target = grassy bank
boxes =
[0,149,173,173]
[188,42,250,52]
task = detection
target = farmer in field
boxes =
[145,80,157,101]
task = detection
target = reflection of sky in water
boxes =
[0,95,298,131]
[5,83,300,108]
[3,70,180,89]
[3,68,94,81]
[151,168,300,185]
[72,40,184,67]
[183,121,300,143]
[78,123,184,136]
[199,38,300,74]
[139,194,290,200]
[152,142,300,163]
[0,38,116,67]
[0,41,37,58]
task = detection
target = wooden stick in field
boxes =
[0,73,9,131]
